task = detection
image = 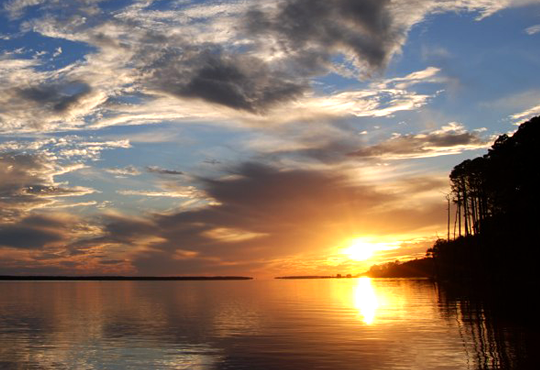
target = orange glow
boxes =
[342,239,379,261]
[340,237,402,263]
[353,277,379,325]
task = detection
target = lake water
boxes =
[0,278,536,369]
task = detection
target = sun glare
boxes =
[340,237,401,262]
[342,239,378,261]
[353,277,379,325]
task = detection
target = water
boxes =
[0,278,536,369]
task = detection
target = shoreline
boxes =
[0,276,253,281]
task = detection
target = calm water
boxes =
[0,278,536,369]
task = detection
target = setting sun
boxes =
[340,238,402,262]
[342,239,379,261]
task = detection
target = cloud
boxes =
[3,0,46,19]
[0,154,449,275]
[0,152,95,221]
[47,200,98,209]
[0,136,131,162]
[0,142,140,271]
[0,211,131,275]
[348,122,490,159]
[245,0,403,73]
[0,135,129,233]
[3,0,535,133]
[105,166,141,177]
[242,0,539,74]
[428,0,540,20]
[0,47,112,133]
[16,80,92,113]
[0,214,72,249]
[144,45,307,113]
[373,66,443,89]
[52,46,62,57]
[525,24,540,34]
[58,139,131,160]
[146,166,183,175]
[5,0,538,276]
[88,65,442,129]
[0,72,109,133]
[510,104,540,122]
[117,188,201,199]
[82,162,448,276]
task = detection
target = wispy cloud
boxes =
[105,166,141,177]
[0,136,133,223]
[348,122,490,160]
[3,0,47,19]
[0,136,131,161]
[117,186,203,199]
[525,24,540,34]
[0,152,95,221]
[510,104,540,122]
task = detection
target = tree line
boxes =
[446,116,539,238]
[429,116,540,282]
[367,116,540,281]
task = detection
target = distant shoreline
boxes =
[0,276,253,281]
[275,275,357,279]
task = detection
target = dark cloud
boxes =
[0,224,63,249]
[263,137,361,164]
[146,47,306,113]
[0,77,98,132]
[0,215,73,249]
[146,166,183,175]
[99,259,125,265]
[17,81,92,113]
[102,216,158,244]
[246,0,401,72]
[203,159,221,165]
[348,129,488,159]
[197,162,378,211]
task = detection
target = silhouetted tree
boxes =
[431,116,540,282]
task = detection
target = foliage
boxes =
[367,258,434,278]
[448,116,540,237]
[430,116,540,282]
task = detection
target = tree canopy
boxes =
[431,116,540,282]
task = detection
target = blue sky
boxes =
[1,0,539,277]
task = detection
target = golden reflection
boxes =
[353,277,379,325]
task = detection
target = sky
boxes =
[1,0,539,278]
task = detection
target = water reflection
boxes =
[437,283,538,370]
[353,277,378,325]
[0,280,536,369]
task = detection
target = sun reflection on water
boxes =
[353,277,379,325]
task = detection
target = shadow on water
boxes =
[436,281,540,370]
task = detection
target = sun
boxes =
[342,239,379,261]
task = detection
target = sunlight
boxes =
[342,238,379,261]
[353,277,379,325]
